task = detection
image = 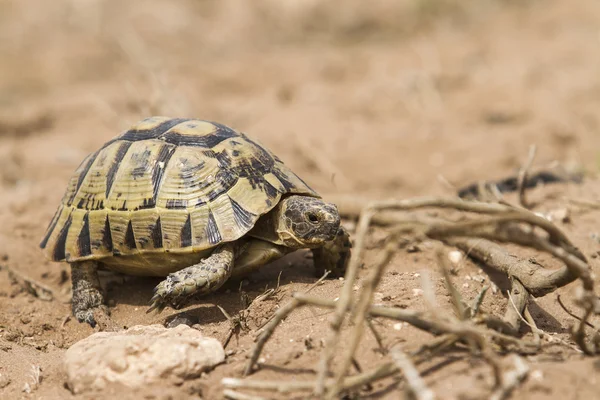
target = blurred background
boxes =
[1,0,599,200]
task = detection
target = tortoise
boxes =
[40,117,351,327]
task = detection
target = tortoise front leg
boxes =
[147,242,237,314]
[231,239,292,279]
[71,261,109,328]
[312,226,352,278]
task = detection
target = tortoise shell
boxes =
[40,117,318,263]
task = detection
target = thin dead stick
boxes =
[410,335,461,360]
[60,314,71,329]
[341,361,398,391]
[433,225,593,298]
[350,359,374,392]
[244,271,331,375]
[256,270,329,331]
[517,145,537,209]
[333,195,580,255]
[421,267,504,387]
[489,355,529,400]
[335,194,583,259]
[292,293,535,350]
[509,296,579,352]
[572,303,598,355]
[567,197,600,210]
[503,280,529,333]
[225,361,400,394]
[223,389,268,400]
[5,265,54,301]
[425,212,579,254]
[315,204,376,394]
[223,377,314,393]
[330,196,517,218]
[506,289,532,331]
[415,308,504,387]
[523,307,541,346]
[337,198,583,299]
[336,196,592,312]
[557,294,596,328]
[436,248,467,320]
[293,293,440,334]
[446,237,576,298]
[390,347,435,400]
[500,228,592,293]
[327,241,396,399]
[471,286,489,317]
[218,306,235,348]
[366,318,386,352]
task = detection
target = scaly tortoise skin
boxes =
[40,117,351,327]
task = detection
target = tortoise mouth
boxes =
[310,212,341,243]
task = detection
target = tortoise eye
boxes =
[306,212,319,224]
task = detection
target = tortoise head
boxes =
[276,195,341,248]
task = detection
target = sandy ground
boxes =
[2,0,600,398]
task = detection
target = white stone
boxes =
[64,324,225,394]
[448,250,462,265]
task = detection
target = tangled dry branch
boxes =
[225,193,599,399]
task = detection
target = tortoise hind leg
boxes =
[71,261,109,328]
[312,226,352,278]
[148,242,237,314]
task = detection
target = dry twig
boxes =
[489,355,529,400]
[445,238,576,298]
[244,271,330,375]
[223,389,268,400]
[503,279,529,333]
[229,193,598,399]
[390,347,435,400]
[327,241,396,398]
[557,294,596,329]
[517,145,537,209]
[6,265,54,301]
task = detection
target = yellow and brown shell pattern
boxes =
[40,117,318,263]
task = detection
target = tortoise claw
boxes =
[146,293,167,314]
[146,275,186,314]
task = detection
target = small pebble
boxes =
[406,245,421,253]
[448,250,462,265]
[166,314,199,328]
[548,208,570,223]
[530,370,544,381]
